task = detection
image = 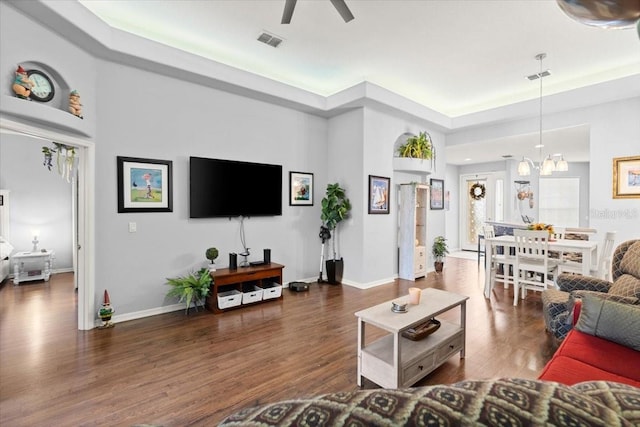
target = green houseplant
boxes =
[205,247,219,271]
[397,131,434,160]
[320,182,352,284]
[432,236,449,273]
[166,268,212,314]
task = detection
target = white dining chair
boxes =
[559,231,617,280]
[513,229,560,306]
[548,226,566,260]
[483,225,515,293]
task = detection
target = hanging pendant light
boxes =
[556,155,569,171]
[518,157,531,176]
[517,53,568,177]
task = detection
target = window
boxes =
[538,178,579,227]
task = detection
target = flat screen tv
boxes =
[190,156,282,218]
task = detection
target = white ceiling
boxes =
[78,0,640,164]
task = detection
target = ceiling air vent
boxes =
[257,32,283,48]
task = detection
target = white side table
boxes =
[12,250,54,285]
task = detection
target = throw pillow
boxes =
[608,274,640,299]
[565,291,639,326]
[575,294,640,351]
[619,240,640,278]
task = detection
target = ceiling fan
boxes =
[281,0,354,24]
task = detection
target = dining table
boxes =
[483,235,599,298]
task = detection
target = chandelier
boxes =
[518,53,568,177]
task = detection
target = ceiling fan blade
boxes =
[330,0,354,22]
[281,0,297,24]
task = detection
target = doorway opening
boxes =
[459,172,505,251]
[1,118,95,330]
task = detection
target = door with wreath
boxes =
[459,172,505,251]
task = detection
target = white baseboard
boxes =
[97,274,403,328]
[98,302,186,327]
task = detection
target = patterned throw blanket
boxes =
[219,378,640,426]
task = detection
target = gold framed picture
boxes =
[612,156,640,199]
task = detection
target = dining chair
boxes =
[483,225,515,292]
[559,231,617,280]
[477,229,485,266]
[548,226,566,260]
[513,229,560,306]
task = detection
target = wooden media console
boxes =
[206,263,284,313]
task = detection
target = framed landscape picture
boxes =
[430,178,444,210]
[368,175,390,214]
[289,171,314,206]
[117,156,173,213]
[613,156,640,199]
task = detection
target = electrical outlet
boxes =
[128,222,137,233]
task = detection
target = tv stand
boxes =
[205,263,284,314]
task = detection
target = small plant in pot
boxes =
[432,236,449,273]
[205,247,219,271]
[166,268,212,314]
[320,183,352,284]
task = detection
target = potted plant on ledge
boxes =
[394,131,436,174]
[320,182,352,284]
[166,268,212,314]
[432,236,449,273]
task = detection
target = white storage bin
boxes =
[242,285,264,304]
[217,289,242,309]
[262,282,282,300]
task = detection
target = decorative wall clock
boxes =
[27,69,55,102]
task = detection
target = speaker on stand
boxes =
[264,248,271,264]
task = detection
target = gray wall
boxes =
[95,60,328,314]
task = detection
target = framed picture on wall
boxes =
[117,156,173,213]
[430,178,444,210]
[368,175,390,214]
[613,156,640,199]
[289,171,314,206]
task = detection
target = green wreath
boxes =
[470,183,486,200]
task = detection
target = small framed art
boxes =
[289,171,314,206]
[368,175,390,214]
[613,156,640,199]
[117,156,173,213]
[430,178,444,210]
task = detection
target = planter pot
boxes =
[392,157,433,175]
[434,261,444,273]
[325,258,344,285]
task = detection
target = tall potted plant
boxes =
[320,183,352,284]
[432,236,449,273]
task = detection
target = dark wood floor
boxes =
[0,257,559,426]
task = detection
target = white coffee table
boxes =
[355,288,469,388]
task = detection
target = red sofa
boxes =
[538,299,640,387]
